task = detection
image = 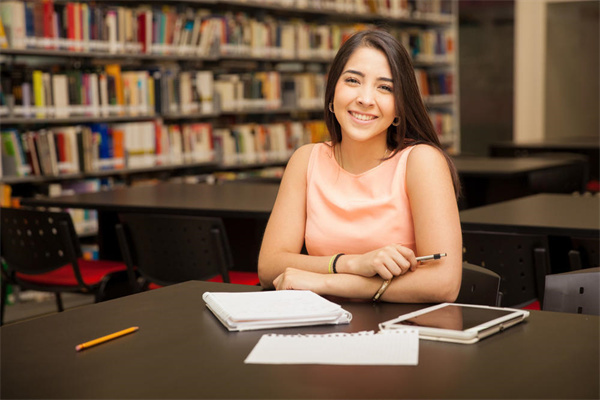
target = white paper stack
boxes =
[245,330,419,365]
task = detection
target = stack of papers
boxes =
[202,290,352,331]
[245,330,419,365]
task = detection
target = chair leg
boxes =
[55,293,64,312]
[534,248,550,308]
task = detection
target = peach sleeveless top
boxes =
[305,143,416,256]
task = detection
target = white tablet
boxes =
[379,303,530,344]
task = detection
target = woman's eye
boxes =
[345,77,359,84]
[380,85,393,93]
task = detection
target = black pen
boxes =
[416,253,447,262]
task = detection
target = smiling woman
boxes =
[258,29,463,304]
[331,47,397,159]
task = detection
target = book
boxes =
[0,1,26,49]
[0,14,8,48]
[202,290,352,332]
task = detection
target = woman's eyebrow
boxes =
[343,69,393,82]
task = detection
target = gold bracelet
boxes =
[372,278,392,302]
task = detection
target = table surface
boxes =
[492,136,600,150]
[460,193,600,237]
[21,182,279,218]
[451,156,578,177]
[1,281,598,399]
[20,156,578,212]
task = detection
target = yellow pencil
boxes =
[75,327,139,352]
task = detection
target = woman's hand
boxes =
[342,244,418,280]
[273,268,328,293]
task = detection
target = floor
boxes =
[2,290,95,326]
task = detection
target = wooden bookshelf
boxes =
[0,0,460,198]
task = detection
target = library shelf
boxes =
[1,0,460,204]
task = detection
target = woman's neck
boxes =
[336,140,389,175]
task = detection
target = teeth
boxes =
[350,111,376,121]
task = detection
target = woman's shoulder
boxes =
[283,143,321,178]
[405,144,453,185]
[406,143,447,164]
[288,143,318,165]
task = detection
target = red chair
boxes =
[1,207,129,325]
[115,213,259,292]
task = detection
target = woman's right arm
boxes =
[258,144,333,288]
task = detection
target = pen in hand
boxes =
[75,326,139,352]
[416,253,447,262]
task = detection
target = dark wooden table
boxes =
[22,182,279,268]
[1,281,598,399]
[460,193,599,237]
[452,156,587,208]
[490,136,599,181]
[460,193,600,271]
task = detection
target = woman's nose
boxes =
[356,87,375,106]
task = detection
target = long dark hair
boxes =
[324,29,460,198]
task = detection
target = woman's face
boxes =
[333,46,396,145]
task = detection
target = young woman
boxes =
[258,29,462,303]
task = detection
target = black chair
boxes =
[543,267,599,315]
[116,213,259,292]
[0,207,129,325]
[462,230,551,308]
[568,236,599,271]
[456,262,501,306]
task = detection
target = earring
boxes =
[392,117,400,127]
[329,102,334,113]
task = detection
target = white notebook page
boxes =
[245,329,419,365]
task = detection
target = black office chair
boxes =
[0,207,129,325]
[456,262,501,306]
[462,230,551,308]
[568,236,599,271]
[116,213,259,292]
[543,267,599,315]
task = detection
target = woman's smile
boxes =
[348,110,378,122]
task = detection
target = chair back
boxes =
[456,262,501,306]
[543,267,600,315]
[116,213,232,289]
[569,236,599,270]
[1,207,81,275]
[462,230,550,307]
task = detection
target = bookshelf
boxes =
[0,0,460,200]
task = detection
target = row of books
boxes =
[0,65,327,118]
[0,119,328,179]
[0,1,454,61]
[0,121,213,177]
[415,69,454,98]
[429,111,454,140]
[217,120,327,165]
[219,0,453,19]
[1,64,453,119]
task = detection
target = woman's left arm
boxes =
[378,144,463,302]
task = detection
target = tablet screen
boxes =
[396,304,516,331]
